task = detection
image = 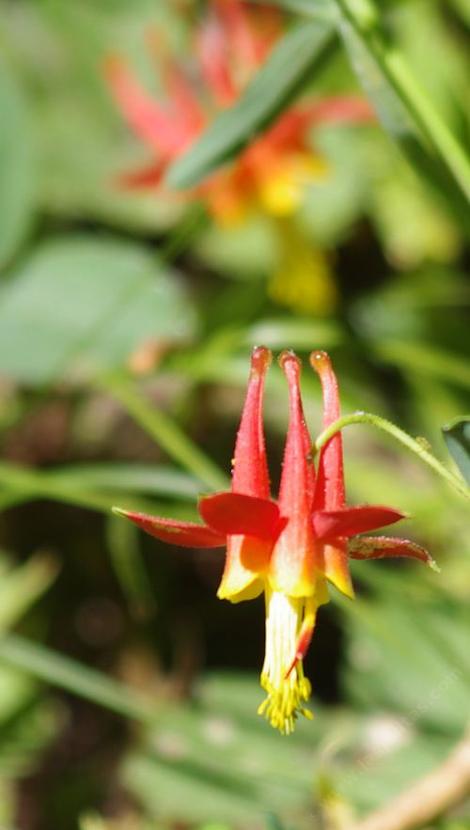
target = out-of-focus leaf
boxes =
[249,0,335,17]
[0,461,198,518]
[167,20,335,188]
[46,463,202,501]
[375,340,470,391]
[442,417,470,485]
[122,671,331,825]
[0,665,58,779]
[334,7,470,229]
[247,318,342,350]
[0,634,158,724]
[0,58,36,269]
[341,578,470,735]
[106,513,156,620]
[0,553,59,633]
[450,0,470,25]
[0,235,197,386]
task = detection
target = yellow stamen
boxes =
[258,587,316,734]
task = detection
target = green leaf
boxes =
[0,235,197,386]
[0,553,59,633]
[248,0,335,17]
[0,461,195,517]
[0,634,158,724]
[333,1,470,225]
[45,463,202,501]
[122,671,329,824]
[442,417,470,485]
[167,20,335,189]
[106,513,156,620]
[0,58,36,269]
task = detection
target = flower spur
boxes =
[114,348,434,734]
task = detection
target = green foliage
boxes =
[0,59,37,268]
[0,0,468,825]
[167,20,335,188]
[442,417,470,485]
[0,235,196,385]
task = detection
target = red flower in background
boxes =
[104,1,372,225]
[114,348,434,734]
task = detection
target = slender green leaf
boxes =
[0,461,193,517]
[0,235,197,385]
[442,416,470,485]
[167,20,335,189]
[0,634,158,723]
[333,0,470,222]
[46,463,202,501]
[100,374,228,491]
[375,340,470,391]
[0,554,59,633]
[106,514,156,620]
[248,0,335,17]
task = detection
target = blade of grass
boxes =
[0,634,158,724]
[106,514,156,620]
[167,19,335,188]
[99,374,228,491]
[0,554,59,632]
[0,462,191,517]
[333,0,470,205]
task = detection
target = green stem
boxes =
[99,374,228,492]
[314,411,470,502]
[334,0,470,201]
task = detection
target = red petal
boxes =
[197,16,237,105]
[112,508,225,548]
[231,346,272,498]
[348,535,437,568]
[104,55,189,154]
[214,0,280,69]
[313,505,405,540]
[143,30,205,135]
[310,351,345,511]
[199,492,285,541]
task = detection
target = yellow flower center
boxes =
[258,587,315,734]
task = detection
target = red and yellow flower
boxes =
[104,1,373,314]
[114,347,434,734]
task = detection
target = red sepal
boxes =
[313,505,405,540]
[348,535,436,567]
[199,492,285,541]
[104,55,187,154]
[113,509,225,548]
[117,161,166,190]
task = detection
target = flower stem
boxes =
[99,374,228,492]
[313,411,470,502]
[333,0,470,202]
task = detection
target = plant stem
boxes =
[350,728,470,830]
[333,0,470,202]
[313,411,470,502]
[99,374,228,492]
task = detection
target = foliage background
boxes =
[0,1,469,828]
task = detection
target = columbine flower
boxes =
[114,347,434,734]
[104,1,372,314]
